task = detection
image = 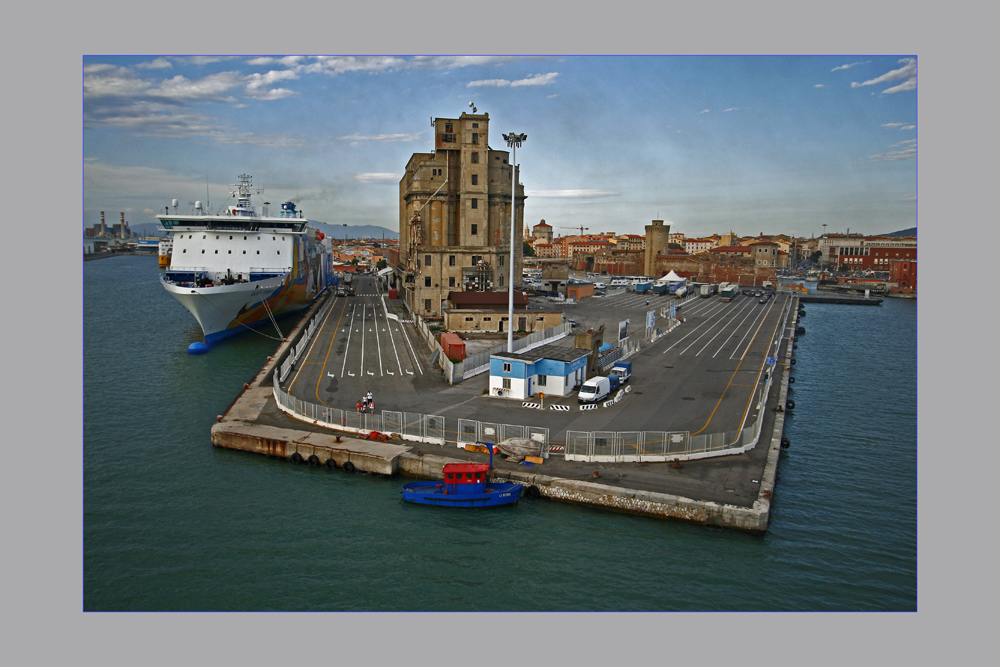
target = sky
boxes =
[83,55,917,239]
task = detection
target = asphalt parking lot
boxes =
[282,276,794,446]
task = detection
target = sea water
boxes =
[83,256,916,611]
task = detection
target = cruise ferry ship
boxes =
[157,174,331,353]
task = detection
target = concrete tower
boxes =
[644,219,670,277]
[399,111,526,318]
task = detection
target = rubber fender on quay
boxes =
[290,452,303,464]
[325,458,337,469]
[789,376,795,384]
[525,485,541,499]
[781,437,790,448]
[786,399,795,410]
[791,358,797,365]
[342,461,356,473]
[308,454,320,466]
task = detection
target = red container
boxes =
[388,289,398,299]
[440,332,466,361]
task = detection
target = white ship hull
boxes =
[160,273,288,343]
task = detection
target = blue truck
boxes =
[610,361,632,384]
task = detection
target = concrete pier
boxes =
[210,284,798,533]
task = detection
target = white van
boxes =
[578,376,612,403]
[594,282,606,290]
[610,278,629,287]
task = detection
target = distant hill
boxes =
[882,227,916,236]
[310,221,398,241]
[124,221,398,241]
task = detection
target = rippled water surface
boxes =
[84,258,916,611]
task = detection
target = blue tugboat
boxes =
[401,455,523,508]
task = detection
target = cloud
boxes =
[699,109,710,114]
[814,84,824,88]
[296,56,410,76]
[83,63,118,75]
[135,58,173,70]
[412,56,521,69]
[865,140,917,162]
[153,72,244,101]
[831,61,870,72]
[338,132,423,145]
[851,57,916,94]
[245,69,299,99]
[467,72,559,87]
[525,189,620,199]
[722,107,740,112]
[882,122,916,131]
[354,173,401,184]
[245,69,298,90]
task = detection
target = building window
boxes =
[471,174,478,185]
[449,255,455,266]
[449,277,455,287]
[465,316,474,322]
[445,123,453,133]
[502,378,511,390]
[471,152,479,164]
[499,256,504,266]
[424,277,431,287]
[425,254,431,265]
[472,132,478,144]
[471,198,478,209]
[503,362,511,373]
[537,375,547,387]
[471,224,478,235]
[483,316,492,321]
[472,123,478,128]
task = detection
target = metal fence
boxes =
[272,373,446,445]
[278,294,335,383]
[457,418,550,456]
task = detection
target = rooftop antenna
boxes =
[469,101,477,112]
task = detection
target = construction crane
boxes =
[560,226,590,235]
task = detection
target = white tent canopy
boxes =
[377,267,393,277]
[663,270,685,282]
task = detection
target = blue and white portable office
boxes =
[489,344,591,399]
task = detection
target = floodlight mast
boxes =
[503,132,527,353]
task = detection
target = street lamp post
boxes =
[503,132,526,353]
